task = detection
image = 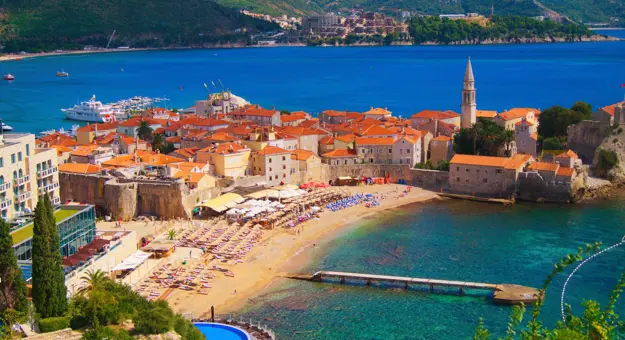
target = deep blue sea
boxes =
[1,29,625,133]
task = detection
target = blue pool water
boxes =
[1,33,625,134]
[194,323,250,340]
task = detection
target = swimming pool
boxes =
[194,323,251,340]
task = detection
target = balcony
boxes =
[16,192,31,203]
[0,199,12,210]
[0,182,11,193]
[39,181,60,195]
[52,196,61,205]
[37,167,58,179]
[13,175,30,186]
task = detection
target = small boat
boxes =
[56,70,69,77]
[1,123,13,132]
[3,74,14,81]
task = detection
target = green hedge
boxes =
[39,316,69,333]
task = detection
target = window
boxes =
[456,167,459,171]
[10,154,15,164]
[476,169,480,173]
[344,160,348,165]
[26,145,30,156]
[496,169,502,174]
[457,177,460,182]
[17,152,22,161]
[282,165,286,170]
[388,149,392,154]
[407,149,410,153]
[483,178,488,183]
[465,169,470,172]
[269,167,272,172]
[400,149,403,154]
[0,158,3,168]
[269,158,272,163]
[283,174,286,178]
[282,156,286,161]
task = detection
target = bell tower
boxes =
[461,57,477,129]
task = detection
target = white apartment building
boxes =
[0,133,60,220]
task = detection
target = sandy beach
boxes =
[145,185,439,318]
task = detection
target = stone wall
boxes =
[516,171,583,203]
[567,120,611,164]
[409,169,450,190]
[60,173,220,220]
[320,164,413,183]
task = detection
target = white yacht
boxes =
[61,95,122,123]
[1,123,13,132]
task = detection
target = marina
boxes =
[61,95,169,123]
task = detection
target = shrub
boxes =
[38,316,69,333]
[619,128,623,134]
[134,300,174,335]
[173,315,205,340]
[69,315,88,330]
[614,138,619,144]
[597,148,619,171]
[436,160,450,171]
[83,326,133,340]
[542,137,562,150]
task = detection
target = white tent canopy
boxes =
[111,250,152,271]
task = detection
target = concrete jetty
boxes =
[285,271,539,305]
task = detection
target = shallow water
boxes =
[238,198,625,339]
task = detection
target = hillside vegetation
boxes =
[217,0,625,26]
[0,0,278,52]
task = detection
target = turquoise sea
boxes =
[1,30,625,133]
[238,198,625,339]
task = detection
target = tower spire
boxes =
[464,56,474,82]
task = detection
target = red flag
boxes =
[621,83,625,88]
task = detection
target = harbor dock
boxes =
[438,192,515,205]
[285,271,539,305]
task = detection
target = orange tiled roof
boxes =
[411,110,460,120]
[70,145,100,157]
[198,142,248,155]
[291,149,316,161]
[432,135,452,142]
[298,119,320,128]
[476,110,497,118]
[359,125,395,137]
[556,167,574,177]
[357,117,384,126]
[335,134,356,143]
[528,161,559,172]
[50,144,73,155]
[450,154,509,168]
[174,171,209,185]
[556,150,579,159]
[319,136,334,145]
[59,163,103,174]
[505,154,532,170]
[515,120,535,126]
[171,147,199,159]
[230,105,279,117]
[76,122,119,133]
[530,133,538,141]
[167,136,182,143]
[321,149,358,158]
[355,137,396,145]
[364,107,391,116]
[601,104,617,116]
[498,108,540,121]
[256,145,289,155]
[280,112,308,123]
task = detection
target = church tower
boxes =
[461,57,477,129]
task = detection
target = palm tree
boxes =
[497,130,515,157]
[136,121,153,142]
[167,229,177,241]
[152,133,165,152]
[76,269,108,296]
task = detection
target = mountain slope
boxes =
[217,0,625,26]
[1,0,279,52]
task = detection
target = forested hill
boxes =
[0,0,279,52]
[216,0,625,26]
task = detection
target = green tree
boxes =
[151,133,165,152]
[31,196,67,318]
[279,110,290,115]
[436,160,450,171]
[454,119,510,156]
[137,121,154,142]
[570,101,592,120]
[543,137,563,150]
[76,270,108,296]
[0,219,28,314]
[134,300,174,335]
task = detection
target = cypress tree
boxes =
[43,194,67,316]
[0,218,28,313]
[31,199,52,317]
